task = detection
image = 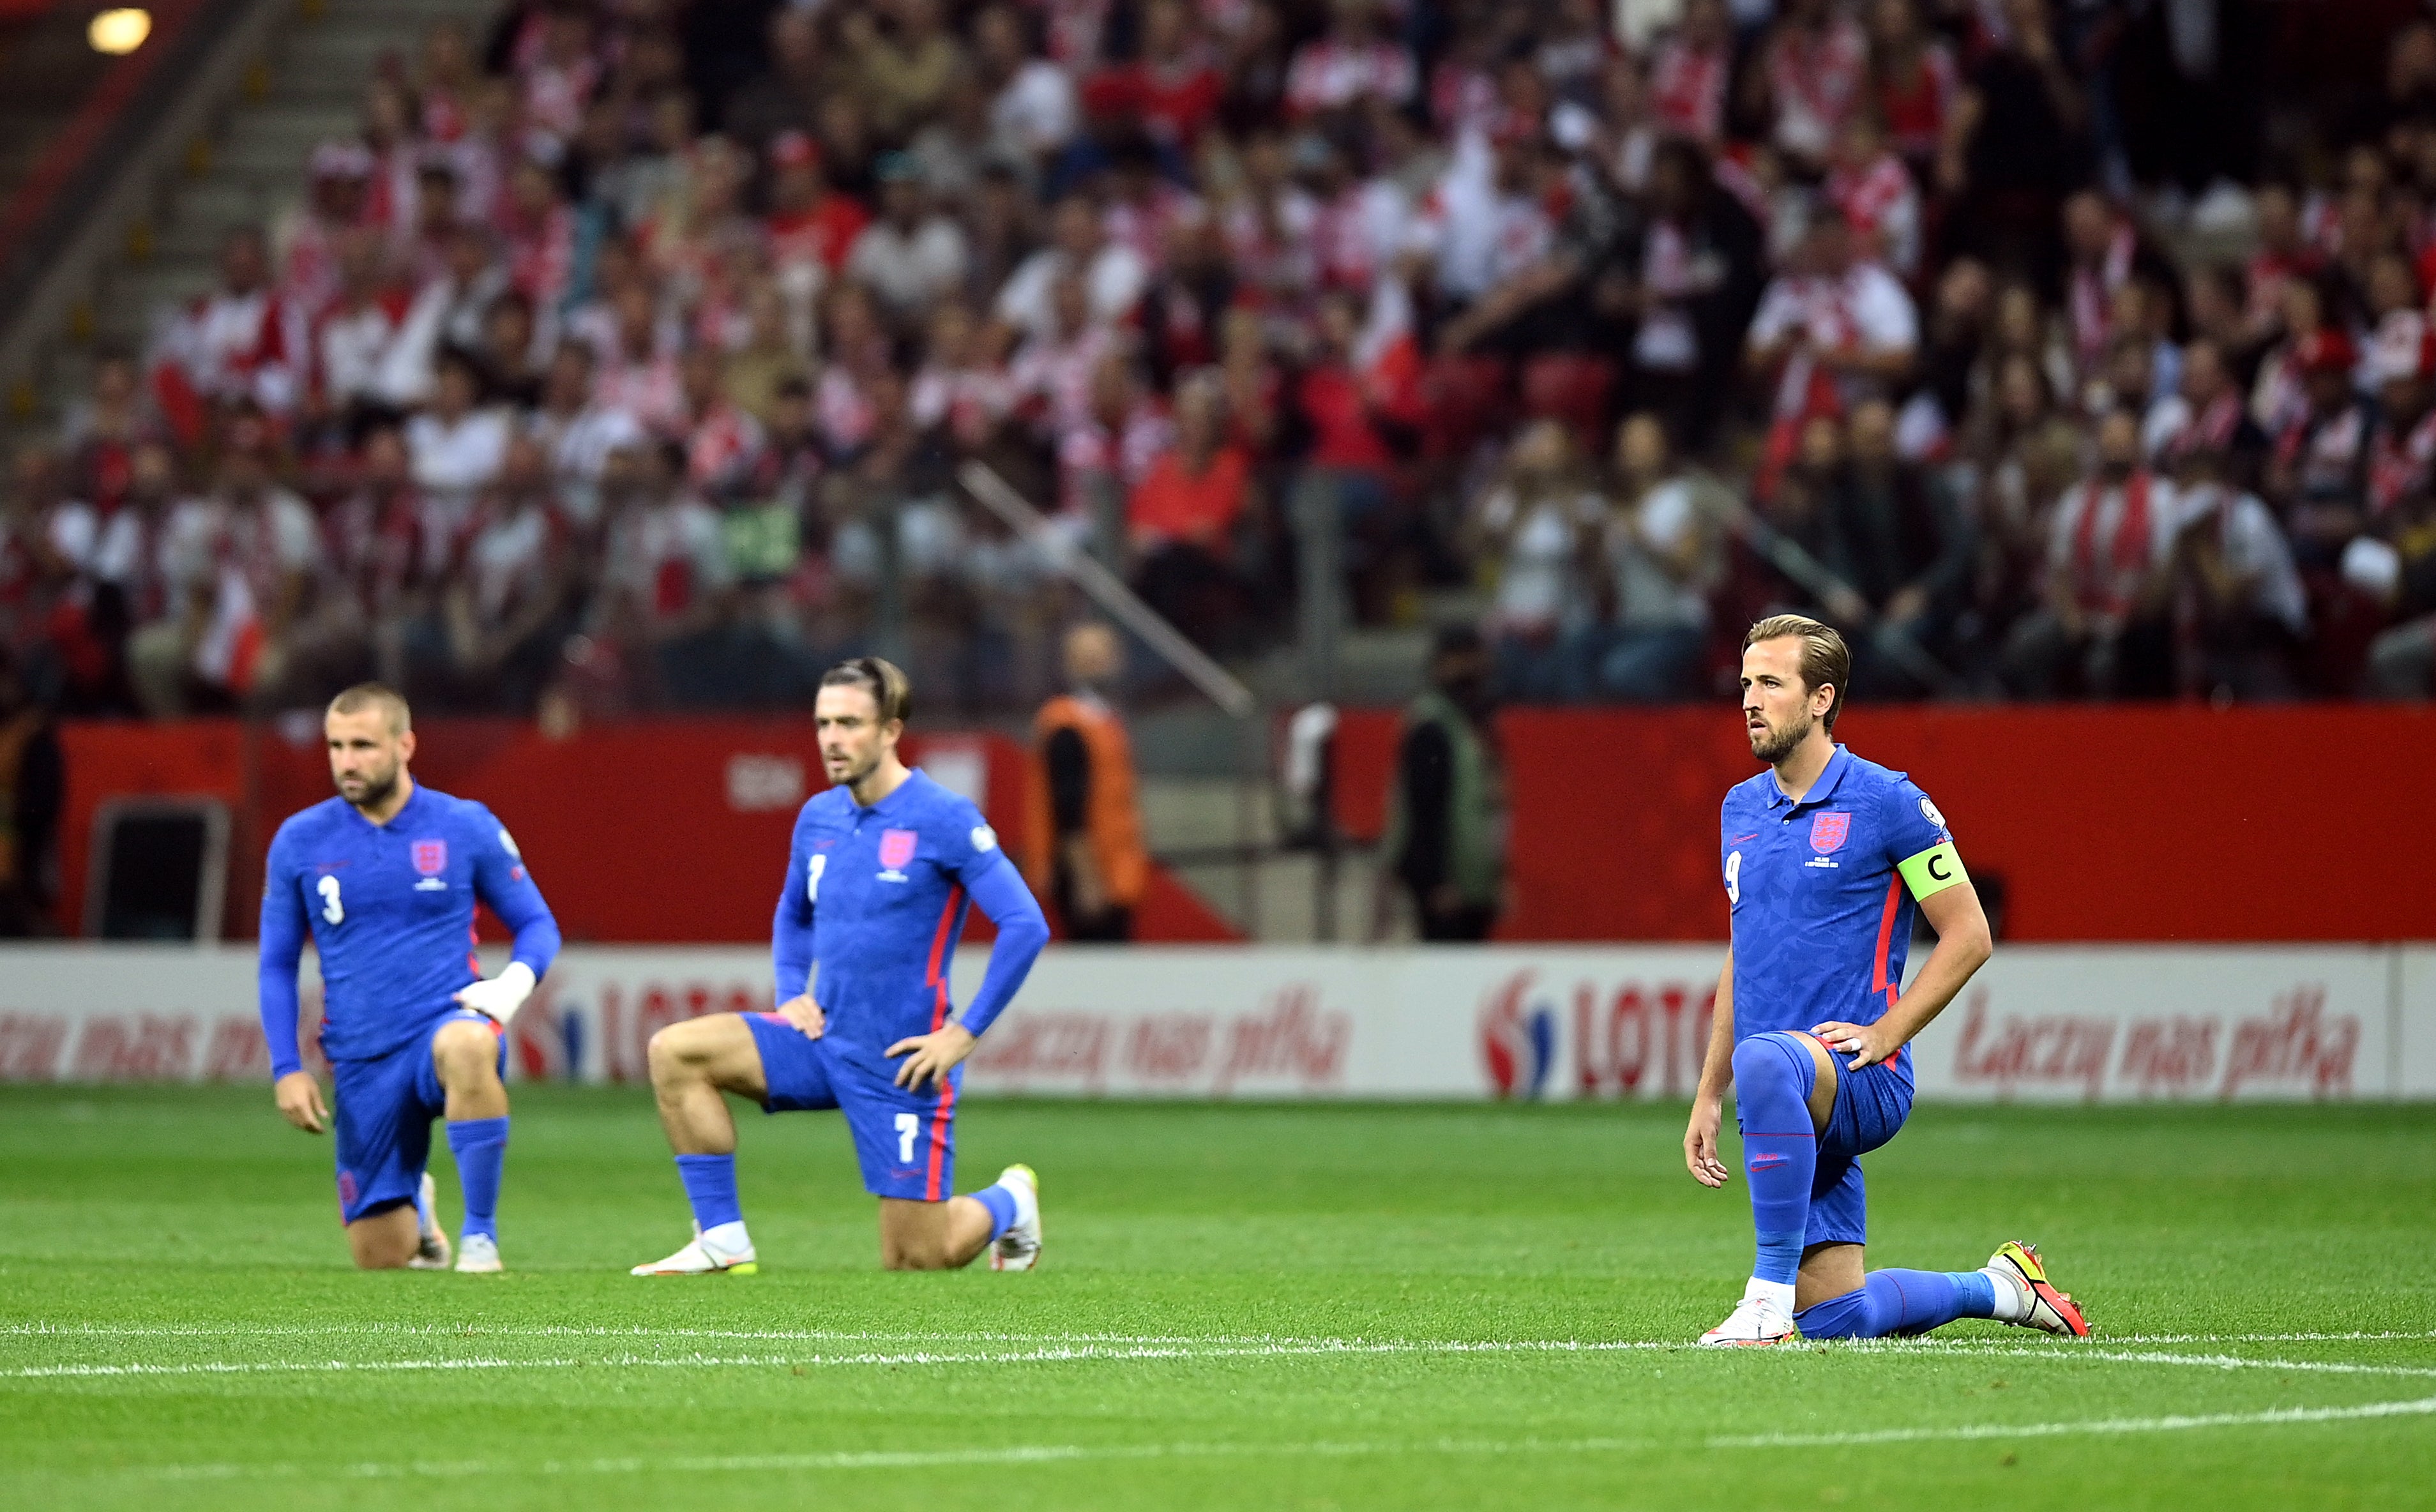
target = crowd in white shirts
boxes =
[6,0,2436,719]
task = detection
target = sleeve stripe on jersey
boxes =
[1898,841,1969,902]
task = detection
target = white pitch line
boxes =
[13,1339,2436,1384]
[7,1321,2432,1349]
[4,1342,1668,1380]
[27,1396,2436,1486]
[10,1321,2436,1356]
[0,1322,1243,1347]
[1709,1394,2436,1448]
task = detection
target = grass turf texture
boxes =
[1,1087,2432,1510]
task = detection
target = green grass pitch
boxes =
[2,1085,2432,1510]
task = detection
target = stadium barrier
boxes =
[2,943,2430,1101]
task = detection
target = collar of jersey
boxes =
[852,767,926,820]
[1765,743,1851,813]
[346,782,423,831]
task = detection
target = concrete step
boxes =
[11,0,511,427]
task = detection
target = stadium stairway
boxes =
[6,0,501,442]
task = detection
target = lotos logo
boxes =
[1808,812,1849,854]
[879,829,918,872]
[1479,971,1557,1099]
[411,839,448,875]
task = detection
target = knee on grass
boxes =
[880,1239,966,1272]
[346,1209,420,1269]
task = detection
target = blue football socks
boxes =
[444,1116,508,1241]
[1733,1033,1819,1287]
[675,1153,743,1232]
[970,1182,1018,1243]
[1796,1269,2001,1339]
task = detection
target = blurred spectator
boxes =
[1129,370,1253,650]
[2167,446,2306,700]
[845,155,971,325]
[1595,413,1727,700]
[1472,418,1602,701]
[405,348,513,511]
[128,416,320,714]
[1024,621,1148,941]
[2004,409,2176,697]
[0,646,62,935]
[1382,624,1505,942]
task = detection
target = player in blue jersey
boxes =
[632,657,1052,1274]
[1684,616,2091,1345]
[260,684,561,1273]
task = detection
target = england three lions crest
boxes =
[1808,812,1850,854]
[411,839,448,875]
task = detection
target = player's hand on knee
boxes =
[1810,1019,1891,1070]
[886,1023,976,1091]
[776,994,825,1039]
[275,1070,328,1135]
[1684,1098,1729,1188]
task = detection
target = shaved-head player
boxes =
[260,684,561,1272]
[1686,616,2091,1345]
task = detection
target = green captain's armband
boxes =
[1898,841,1968,902]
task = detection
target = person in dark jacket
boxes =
[1382,626,1507,942]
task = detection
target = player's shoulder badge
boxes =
[497,826,521,859]
[971,824,997,853]
[1919,797,1946,828]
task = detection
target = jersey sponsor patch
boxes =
[971,824,997,853]
[1808,811,1850,854]
[411,839,448,875]
[879,828,918,871]
[1898,840,1968,901]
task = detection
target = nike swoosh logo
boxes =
[1732,833,1759,842]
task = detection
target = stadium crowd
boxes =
[6,0,2436,718]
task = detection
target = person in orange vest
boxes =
[1023,623,1149,941]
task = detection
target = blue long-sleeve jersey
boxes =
[259,783,561,1077]
[773,769,1048,1059]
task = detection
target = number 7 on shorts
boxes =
[895,1112,919,1163]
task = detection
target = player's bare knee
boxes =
[646,1024,706,1088]
[432,1021,499,1084]
[347,1220,417,1270]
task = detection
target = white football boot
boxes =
[1987,1241,2092,1336]
[406,1174,453,1270]
[454,1234,503,1273]
[631,1224,759,1276]
[988,1164,1041,1272]
[1698,1289,1799,1347]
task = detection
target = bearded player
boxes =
[1685,616,2091,1345]
[261,683,560,1272]
[632,658,1052,1274]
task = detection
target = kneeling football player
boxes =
[261,684,561,1272]
[1686,618,2091,1344]
[634,658,1051,1274]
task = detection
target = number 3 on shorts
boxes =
[894,1112,920,1163]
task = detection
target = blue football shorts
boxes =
[745,1012,962,1202]
[330,1010,504,1225]
[1804,1051,1915,1249]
